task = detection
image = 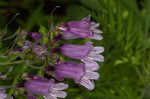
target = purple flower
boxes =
[0,88,13,99]
[61,42,104,62]
[25,93,36,99]
[79,60,100,90]
[59,15,103,40]
[13,41,32,53]
[54,61,100,90]
[27,32,42,40]
[13,48,24,52]
[32,44,47,59]
[22,41,33,50]
[25,79,68,99]
[0,88,7,99]
[54,62,85,83]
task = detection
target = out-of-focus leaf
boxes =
[80,0,100,11]
[66,5,90,20]
[39,25,48,35]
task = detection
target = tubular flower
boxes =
[25,93,36,99]
[25,79,68,99]
[0,88,7,99]
[54,62,85,83]
[61,42,104,62]
[59,15,103,40]
[0,88,13,99]
[27,32,42,41]
[32,44,47,59]
[54,61,100,90]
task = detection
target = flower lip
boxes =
[25,79,68,99]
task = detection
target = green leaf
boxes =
[39,25,48,35]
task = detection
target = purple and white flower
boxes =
[0,88,7,99]
[54,61,100,90]
[0,88,13,99]
[32,44,47,59]
[79,61,100,90]
[59,15,103,40]
[25,79,68,99]
[61,42,104,62]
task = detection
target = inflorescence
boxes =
[0,15,104,99]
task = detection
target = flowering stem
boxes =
[0,32,18,41]
[7,63,27,99]
[26,60,45,70]
[0,60,24,65]
[0,85,15,89]
[27,64,45,70]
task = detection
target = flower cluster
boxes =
[0,15,104,99]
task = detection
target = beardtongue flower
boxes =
[27,32,42,41]
[54,62,85,83]
[61,42,104,62]
[25,92,36,99]
[54,61,100,90]
[0,88,7,99]
[0,88,13,99]
[25,79,68,99]
[14,41,32,53]
[59,15,103,40]
[32,44,47,59]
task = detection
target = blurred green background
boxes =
[0,0,150,99]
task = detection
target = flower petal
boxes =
[92,29,103,34]
[90,22,100,28]
[53,83,68,90]
[44,95,57,99]
[80,79,95,90]
[82,60,99,71]
[82,15,91,21]
[84,72,100,80]
[88,54,104,62]
[90,34,103,40]
[62,32,78,39]
[91,47,104,54]
[53,91,67,98]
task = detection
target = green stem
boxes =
[6,63,26,99]
[0,61,24,65]
[26,60,45,70]
[0,85,15,89]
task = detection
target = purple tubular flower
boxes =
[61,42,104,62]
[0,88,7,99]
[13,47,24,52]
[25,79,68,99]
[61,42,92,59]
[0,88,13,99]
[32,45,47,59]
[59,15,103,40]
[22,41,32,50]
[54,61,100,90]
[27,32,42,40]
[54,62,85,83]
[14,41,32,53]
[25,93,36,99]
